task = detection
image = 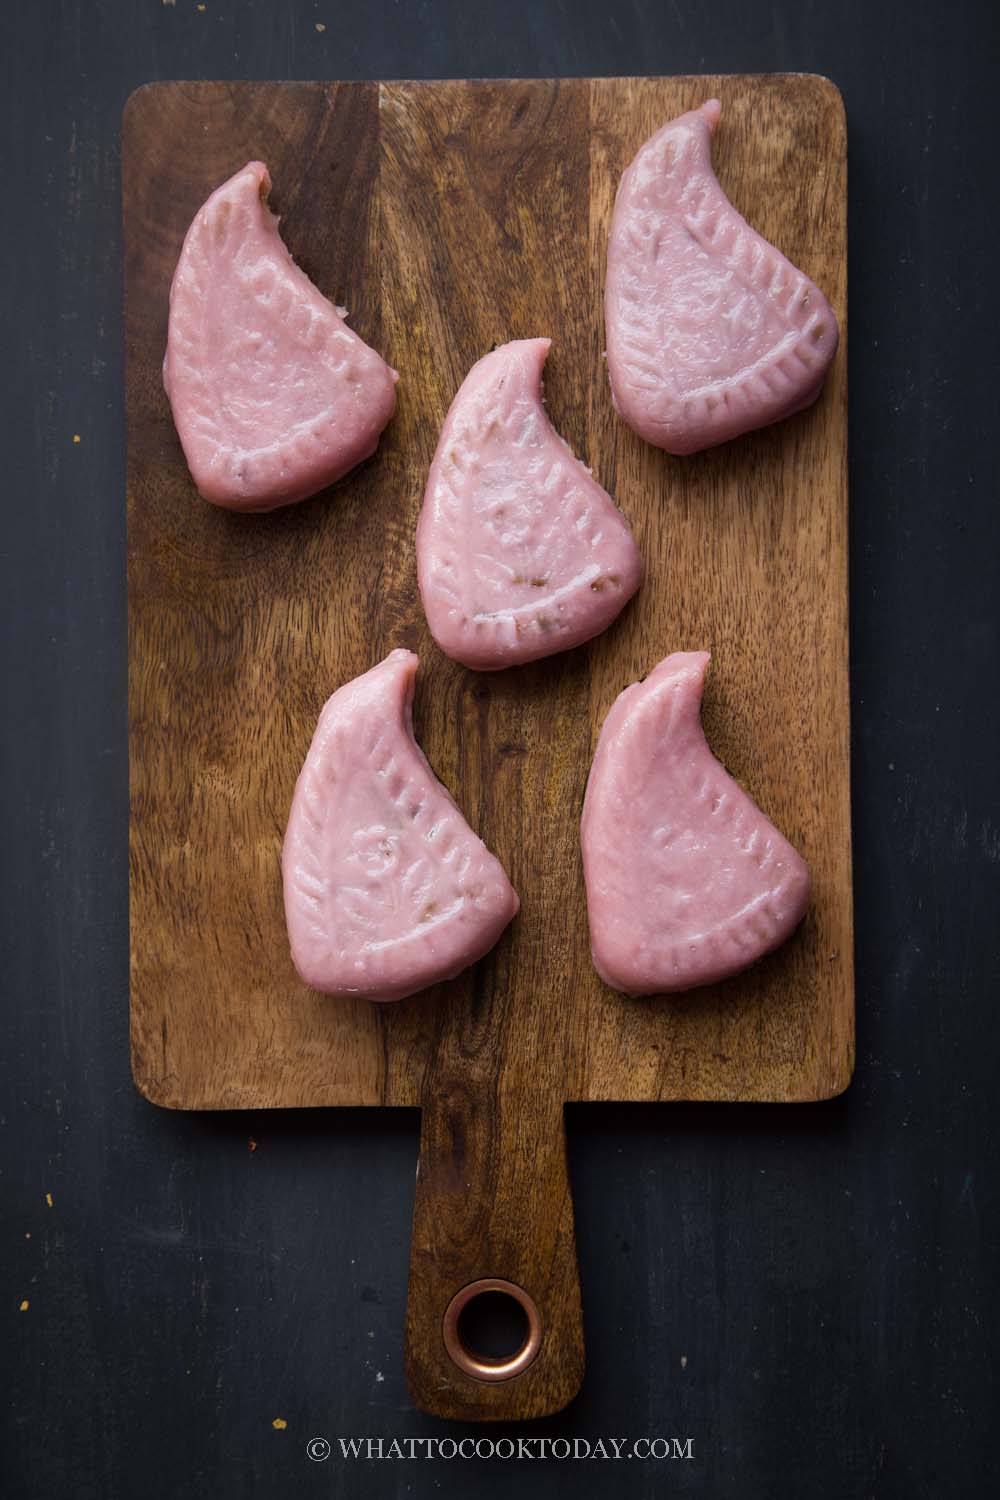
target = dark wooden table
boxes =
[2,1,996,1496]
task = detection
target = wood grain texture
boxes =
[124,75,851,1420]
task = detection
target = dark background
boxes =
[2,1,997,1496]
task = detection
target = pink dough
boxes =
[581,652,811,994]
[416,338,642,669]
[605,100,839,454]
[164,161,397,511]
[283,650,518,1001]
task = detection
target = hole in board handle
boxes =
[442,1278,542,1382]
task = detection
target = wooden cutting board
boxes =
[124,75,851,1421]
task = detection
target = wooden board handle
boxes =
[404,1081,584,1420]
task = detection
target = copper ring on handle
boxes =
[441,1277,542,1382]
